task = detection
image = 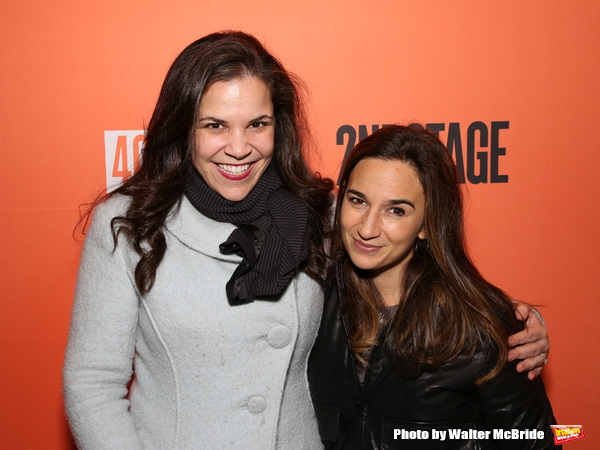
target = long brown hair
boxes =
[332,125,521,383]
[80,31,333,294]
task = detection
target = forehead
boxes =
[347,157,423,199]
[199,77,272,110]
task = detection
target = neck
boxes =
[371,267,405,307]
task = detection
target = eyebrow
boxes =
[250,114,274,122]
[197,116,226,124]
[346,188,415,208]
[196,115,274,124]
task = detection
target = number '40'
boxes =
[112,134,144,181]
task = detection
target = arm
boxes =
[63,199,144,449]
[508,301,549,380]
[477,355,559,449]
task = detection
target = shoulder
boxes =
[85,194,131,233]
[91,194,131,224]
[488,294,523,337]
[83,194,132,248]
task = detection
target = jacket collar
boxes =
[335,264,394,401]
[165,195,242,262]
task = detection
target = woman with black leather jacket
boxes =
[308,125,558,449]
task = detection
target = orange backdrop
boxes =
[1,1,598,448]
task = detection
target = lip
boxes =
[352,237,382,254]
[214,162,254,181]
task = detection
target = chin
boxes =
[347,255,378,272]
[219,190,251,202]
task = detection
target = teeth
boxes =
[217,164,251,175]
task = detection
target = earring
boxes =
[414,238,429,258]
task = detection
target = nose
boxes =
[357,210,381,240]
[225,128,251,160]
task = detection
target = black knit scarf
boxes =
[184,162,311,305]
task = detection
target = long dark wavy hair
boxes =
[81,31,333,294]
[332,125,521,383]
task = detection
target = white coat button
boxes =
[266,325,292,348]
[248,396,267,414]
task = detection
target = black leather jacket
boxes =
[308,280,559,449]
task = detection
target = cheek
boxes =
[339,206,351,235]
[389,223,421,248]
[191,137,206,164]
[339,208,361,243]
[193,133,223,162]
[252,131,275,157]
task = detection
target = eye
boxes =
[348,196,365,206]
[389,207,405,216]
[249,121,268,129]
[205,122,223,130]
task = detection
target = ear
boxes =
[418,227,427,241]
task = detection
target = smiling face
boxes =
[192,76,275,201]
[340,157,426,289]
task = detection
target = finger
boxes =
[508,329,529,347]
[508,340,549,362]
[508,322,547,348]
[527,366,543,381]
[513,302,531,322]
[525,308,543,328]
[516,353,545,372]
[508,328,537,347]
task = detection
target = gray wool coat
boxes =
[63,195,325,449]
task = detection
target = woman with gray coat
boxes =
[63,31,334,449]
